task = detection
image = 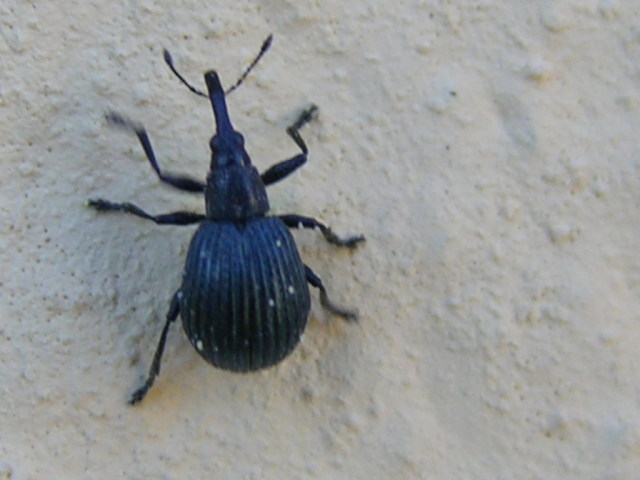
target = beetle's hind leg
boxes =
[304,265,358,322]
[129,291,181,405]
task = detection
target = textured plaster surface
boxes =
[2,1,640,479]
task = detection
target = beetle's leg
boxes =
[305,265,358,322]
[261,154,307,186]
[129,291,181,405]
[88,199,205,225]
[287,104,318,153]
[106,112,206,193]
[260,105,318,186]
[279,214,365,248]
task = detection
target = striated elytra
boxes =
[182,218,310,372]
[89,36,365,404]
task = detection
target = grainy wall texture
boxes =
[1,1,639,479]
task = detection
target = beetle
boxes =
[89,35,365,404]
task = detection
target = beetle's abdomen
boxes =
[181,217,311,372]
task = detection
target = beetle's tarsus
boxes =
[87,198,113,211]
[286,105,318,154]
[319,227,366,249]
[288,104,319,133]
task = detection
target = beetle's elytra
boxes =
[89,35,365,404]
[182,218,310,371]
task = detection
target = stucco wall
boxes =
[1,1,639,478]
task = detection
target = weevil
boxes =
[89,35,365,404]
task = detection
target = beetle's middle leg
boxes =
[279,214,365,248]
[88,199,205,225]
[129,290,181,404]
[106,112,206,193]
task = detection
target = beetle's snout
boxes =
[205,70,235,138]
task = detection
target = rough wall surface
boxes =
[1,1,639,478]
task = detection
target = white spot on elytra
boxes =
[196,340,203,351]
[288,285,295,295]
[268,298,275,307]
[276,239,282,248]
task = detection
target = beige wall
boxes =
[1,1,639,478]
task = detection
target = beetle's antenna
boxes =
[164,34,273,97]
[225,34,273,94]
[163,49,208,98]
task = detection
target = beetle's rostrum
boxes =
[89,36,365,404]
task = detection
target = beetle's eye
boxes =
[209,136,219,152]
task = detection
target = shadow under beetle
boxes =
[89,35,365,404]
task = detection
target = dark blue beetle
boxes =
[89,36,364,404]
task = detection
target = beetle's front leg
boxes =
[286,104,318,154]
[260,105,318,186]
[260,153,307,186]
[279,214,365,248]
[106,112,206,193]
[88,199,205,225]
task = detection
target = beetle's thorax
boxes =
[205,163,269,220]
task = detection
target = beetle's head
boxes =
[205,70,251,169]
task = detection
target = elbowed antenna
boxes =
[164,34,274,97]
[225,34,273,94]
[163,35,274,142]
[204,71,234,138]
